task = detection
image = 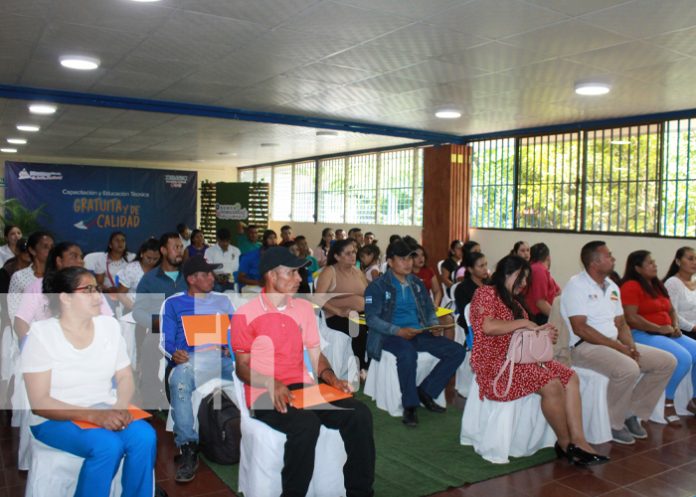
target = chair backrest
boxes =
[463,303,473,350]
[232,373,251,417]
[436,259,445,274]
[548,297,571,366]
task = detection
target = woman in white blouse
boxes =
[664,246,696,341]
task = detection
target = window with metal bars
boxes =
[517,133,580,231]
[661,119,696,238]
[240,147,423,226]
[469,138,515,229]
[271,164,293,221]
[584,124,661,234]
[292,161,316,222]
[318,157,346,223]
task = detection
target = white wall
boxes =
[470,228,694,288]
[267,221,422,250]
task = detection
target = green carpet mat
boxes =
[203,393,556,497]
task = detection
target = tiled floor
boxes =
[2,409,695,497]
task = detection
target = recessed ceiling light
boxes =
[16,124,40,132]
[435,109,462,119]
[59,55,101,71]
[260,143,279,147]
[316,130,339,137]
[7,138,27,145]
[575,82,611,96]
[29,103,57,115]
[0,148,18,153]
[611,140,631,145]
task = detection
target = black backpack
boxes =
[197,388,241,464]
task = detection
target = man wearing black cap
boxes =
[231,247,375,497]
[365,240,466,427]
[160,255,236,483]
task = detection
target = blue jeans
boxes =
[382,332,466,409]
[31,419,156,497]
[632,330,696,398]
[168,350,235,447]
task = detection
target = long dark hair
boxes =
[326,239,354,266]
[105,231,128,261]
[463,252,486,280]
[45,241,81,275]
[663,246,695,282]
[318,227,333,250]
[43,266,94,315]
[622,250,668,298]
[489,255,530,319]
[510,241,527,256]
[134,238,161,264]
[448,239,462,259]
[262,229,276,249]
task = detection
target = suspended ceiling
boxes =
[2,0,696,168]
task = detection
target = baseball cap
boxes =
[259,246,310,275]
[386,239,417,259]
[182,255,222,278]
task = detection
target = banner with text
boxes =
[5,161,197,253]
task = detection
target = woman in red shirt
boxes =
[621,250,696,424]
[524,243,561,325]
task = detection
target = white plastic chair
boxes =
[460,376,556,464]
[454,304,474,398]
[649,373,694,423]
[363,351,446,417]
[317,311,359,388]
[231,373,347,497]
[117,312,137,368]
[25,434,125,497]
[574,367,612,444]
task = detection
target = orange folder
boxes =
[181,314,230,347]
[289,384,352,409]
[73,405,152,429]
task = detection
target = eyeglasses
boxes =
[75,284,100,294]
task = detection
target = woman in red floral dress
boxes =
[469,255,608,467]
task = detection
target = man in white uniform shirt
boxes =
[204,227,240,292]
[560,241,675,445]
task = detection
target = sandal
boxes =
[665,403,682,426]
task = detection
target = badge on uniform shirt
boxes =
[365,296,373,304]
[385,291,391,300]
[610,290,619,301]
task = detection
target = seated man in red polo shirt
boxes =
[231,247,375,497]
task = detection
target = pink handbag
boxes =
[492,328,553,398]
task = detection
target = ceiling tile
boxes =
[278,1,413,43]
[524,0,633,17]
[323,45,426,73]
[48,0,175,34]
[350,73,431,94]
[438,42,548,72]
[427,0,567,39]
[333,0,463,20]
[20,61,105,91]
[580,0,696,39]
[567,41,686,72]
[283,63,376,85]
[179,0,319,27]
[503,20,629,58]
[249,28,358,61]
[90,69,180,97]
[649,25,696,56]
[0,13,47,43]
[370,23,485,58]
[388,59,486,84]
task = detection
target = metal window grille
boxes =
[469,138,515,229]
[238,168,255,182]
[346,153,378,224]
[584,124,661,234]
[292,161,316,222]
[318,157,346,223]
[378,149,416,225]
[661,119,696,238]
[517,133,580,231]
[271,164,293,221]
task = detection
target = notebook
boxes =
[289,384,352,409]
[73,405,152,429]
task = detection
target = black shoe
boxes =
[566,444,610,467]
[554,441,567,460]
[175,443,200,483]
[417,387,446,413]
[402,407,418,427]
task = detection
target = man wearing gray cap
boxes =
[160,255,235,483]
[231,247,375,497]
[365,240,466,427]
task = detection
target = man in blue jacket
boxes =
[365,240,466,427]
[160,255,235,483]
